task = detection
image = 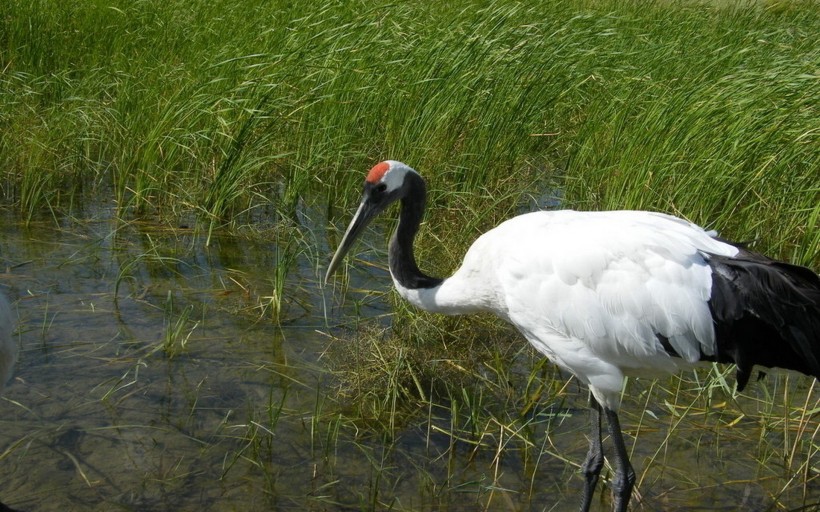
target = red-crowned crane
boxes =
[325,160,820,512]
[0,291,19,512]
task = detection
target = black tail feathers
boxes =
[707,249,820,391]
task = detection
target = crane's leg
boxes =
[603,407,635,512]
[579,395,603,512]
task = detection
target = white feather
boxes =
[397,209,738,410]
[380,160,414,192]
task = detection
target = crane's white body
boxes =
[394,209,739,410]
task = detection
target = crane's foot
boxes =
[579,396,604,512]
[610,470,636,512]
[604,407,635,512]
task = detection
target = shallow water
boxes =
[0,207,817,511]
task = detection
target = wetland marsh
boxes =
[0,1,818,510]
[1,207,817,511]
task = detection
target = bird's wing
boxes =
[482,210,737,373]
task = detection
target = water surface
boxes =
[0,207,816,511]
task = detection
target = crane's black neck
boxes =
[388,172,445,290]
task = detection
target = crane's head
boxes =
[325,160,416,283]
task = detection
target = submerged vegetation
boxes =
[0,0,818,510]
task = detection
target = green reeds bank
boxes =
[0,0,816,264]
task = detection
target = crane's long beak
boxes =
[324,200,378,284]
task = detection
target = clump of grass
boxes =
[324,315,513,425]
[155,290,198,359]
[323,301,575,441]
[255,234,304,323]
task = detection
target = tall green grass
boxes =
[2,1,814,262]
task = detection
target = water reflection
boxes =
[0,209,340,511]
[0,207,816,511]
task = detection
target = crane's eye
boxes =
[375,183,387,193]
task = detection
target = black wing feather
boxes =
[706,248,820,391]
